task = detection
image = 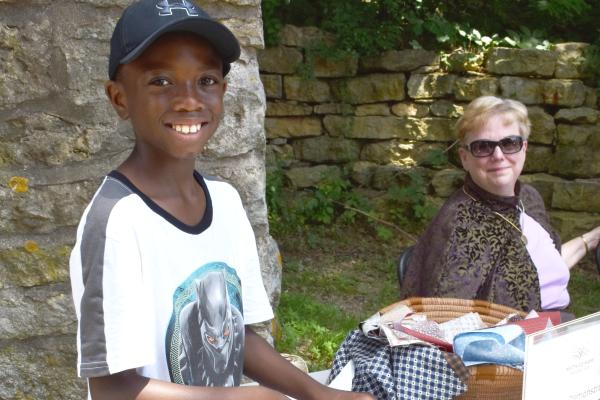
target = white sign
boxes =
[523,311,600,400]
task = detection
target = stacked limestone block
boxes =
[260,26,600,240]
[0,1,276,399]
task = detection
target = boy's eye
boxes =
[199,76,218,86]
[149,77,170,87]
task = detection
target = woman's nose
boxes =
[490,144,505,160]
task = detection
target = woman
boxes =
[401,96,600,312]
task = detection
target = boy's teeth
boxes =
[173,124,202,134]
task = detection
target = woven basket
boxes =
[381,297,527,400]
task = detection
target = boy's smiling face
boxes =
[106,32,227,163]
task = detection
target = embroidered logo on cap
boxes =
[156,0,199,16]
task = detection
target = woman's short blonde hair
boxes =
[456,96,531,142]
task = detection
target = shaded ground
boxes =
[277,223,408,316]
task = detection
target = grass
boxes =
[567,267,600,317]
[274,293,357,371]
[273,223,409,371]
[273,222,600,371]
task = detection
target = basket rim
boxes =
[381,297,527,318]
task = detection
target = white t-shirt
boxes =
[70,171,273,388]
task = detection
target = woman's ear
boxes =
[458,146,469,171]
[104,80,130,120]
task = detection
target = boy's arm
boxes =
[86,327,374,400]
[244,327,374,400]
[88,369,288,400]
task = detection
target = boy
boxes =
[69,1,374,399]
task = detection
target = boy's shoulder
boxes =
[75,173,143,238]
[202,173,241,199]
[83,173,137,218]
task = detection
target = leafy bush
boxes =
[265,164,440,242]
[263,0,599,57]
[300,175,351,225]
[267,169,372,234]
[386,171,438,231]
[266,165,287,227]
[583,44,600,95]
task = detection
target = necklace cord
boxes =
[462,186,527,245]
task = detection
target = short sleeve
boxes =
[71,188,155,378]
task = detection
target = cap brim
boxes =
[119,18,240,73]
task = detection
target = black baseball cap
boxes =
[108,0,241,79]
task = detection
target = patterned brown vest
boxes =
[401,174,561,312]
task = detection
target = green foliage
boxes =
[301,174,351,225]
[504,27,551,50]
[319,0,406,56]
[262,0,600,63]
[436,25,515,71]
[583,44,600,95]
[275,292,358,370]
[421,148,449,168]
[266,165,287,228]
[266,168,373,234]
[266,167,400,240]
[266,149,448,239]
[437,0,595,42]
[386,171,438,231]
[261,0,292,45]
[536,0,590,21]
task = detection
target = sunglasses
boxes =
[463,135,525,158]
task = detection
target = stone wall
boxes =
[0,1,276,398]
[260,26,600,240]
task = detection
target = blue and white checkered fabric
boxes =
[328,330,467,400]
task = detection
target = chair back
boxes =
[396,245,414,285]
[596,244,600,276]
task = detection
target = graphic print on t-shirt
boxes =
[166,262,244,386]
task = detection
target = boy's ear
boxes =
[104,80,130,120]
[221,79,228,96]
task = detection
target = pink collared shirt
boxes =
[521,212,570,310]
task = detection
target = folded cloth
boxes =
[439,312,486,342]
[360,304,485,351]
[453,324,525,369]
[328,330,468,400]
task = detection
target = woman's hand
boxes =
[582,226,600,251]
[562,225,600,269]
